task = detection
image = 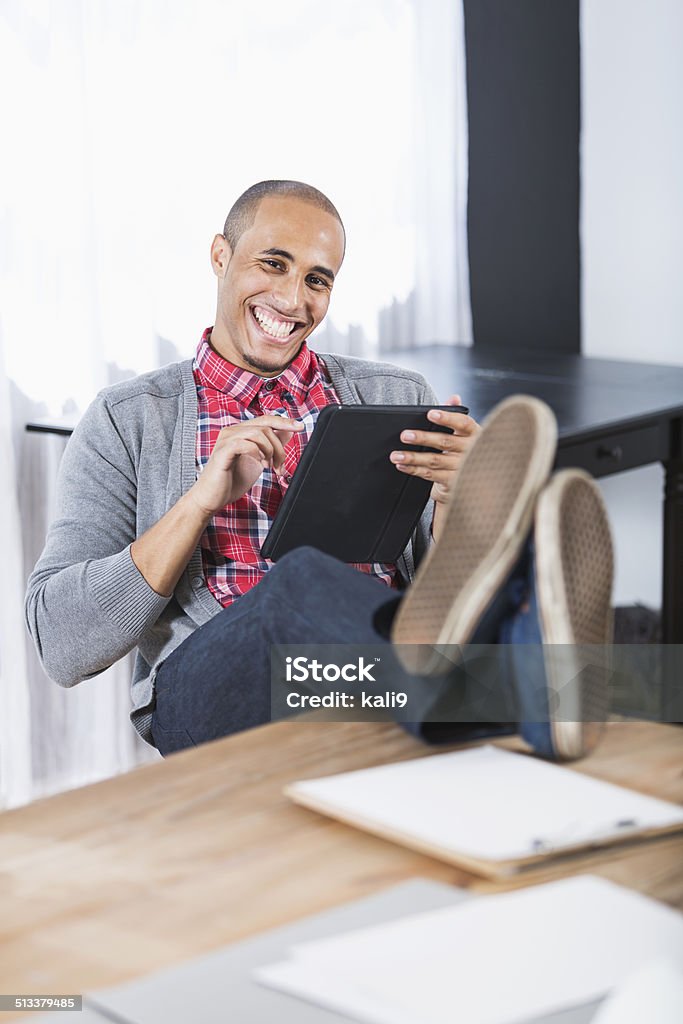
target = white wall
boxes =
[581,0,683,608]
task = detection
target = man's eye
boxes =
[263,259,284,270]
[307,275,328,288]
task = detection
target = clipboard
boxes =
[285,745,683,879]
[261,404,466,564]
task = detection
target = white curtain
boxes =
[0,326,32,808]
[0,0,470,806]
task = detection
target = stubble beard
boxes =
[242,341,304,376]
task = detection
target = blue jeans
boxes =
[151,547,517,755]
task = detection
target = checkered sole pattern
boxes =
[534,470,615,760]
[391,395,557,673]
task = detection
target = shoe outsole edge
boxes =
[534,470,614,760]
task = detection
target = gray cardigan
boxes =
[25,352,438,743]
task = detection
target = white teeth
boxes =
[253,307,296,339]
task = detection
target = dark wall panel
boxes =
[463,0,580,353]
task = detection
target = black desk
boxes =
[27,346,683,642]
[382,345,683,644]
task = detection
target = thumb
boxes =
[448,394,462,406]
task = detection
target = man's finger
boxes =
[214,426,278,465]
[262,427,288,470]
[228,437,271,464]
[390,449,461,471]
[431,480,451,500]
[252,414,304,431]
[218,416,304,438]
[390,448,462,464]
[393,461,455,484]
[397,428,474,451]
[272,425,301,448]
[230,435,275,464]
[425,408,478,432]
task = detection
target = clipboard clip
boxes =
[530,818,639,854]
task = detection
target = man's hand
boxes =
[189,415,305,516]
[389,394,481,542]
[131,414,304,597]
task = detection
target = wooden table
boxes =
[1,720,682,1017]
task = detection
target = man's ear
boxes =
[210,233,232,278]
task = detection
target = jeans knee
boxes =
[273,545,337,578]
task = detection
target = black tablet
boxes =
[260,404,467,564]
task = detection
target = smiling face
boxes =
[209,195,345,376]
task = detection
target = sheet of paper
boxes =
[256,876,683,1024]
[591,959,683,1024]
[256,962,413,1024]
[288,744,683,863]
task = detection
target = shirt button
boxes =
[192,575,204,588]
[263,380,276,392]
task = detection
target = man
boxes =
[25,180,614,761]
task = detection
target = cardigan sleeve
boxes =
[24,394,171,687]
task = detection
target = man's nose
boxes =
[273,273,304,313]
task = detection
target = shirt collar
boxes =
[194,327,325,404]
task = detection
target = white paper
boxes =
[256,876,683,1024]
[287,745,683,863]
[591,959,683,1024]
[257,962,415,1024]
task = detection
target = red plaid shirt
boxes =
[193,329,399,607]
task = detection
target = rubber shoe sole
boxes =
[531,469,614,760]
[391,395,557,673]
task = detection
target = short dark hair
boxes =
[222,180,345,252]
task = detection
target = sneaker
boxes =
[506,469,614,761]
[391,395,557,673]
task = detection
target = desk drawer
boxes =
[556,424,664,477]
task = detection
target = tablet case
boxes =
[261,405,466,563]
